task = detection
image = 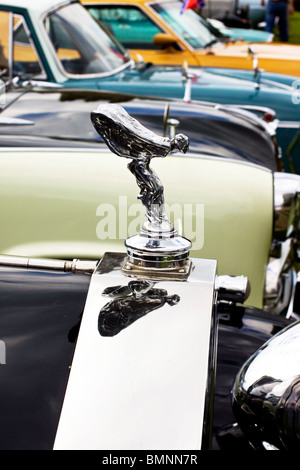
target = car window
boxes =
[88,6,164,50]
[0,10,45,79]
[43,2,129,76]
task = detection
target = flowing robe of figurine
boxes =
[91,104,189,231]
[127,156,167,228]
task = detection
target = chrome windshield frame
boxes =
[147,0,218,51]
[40,2,133,81]
[147,0,194,51]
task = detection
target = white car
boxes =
[202,0,266,28]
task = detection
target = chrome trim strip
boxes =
[8,12,13,82]
[0,255,97,274]
[40,0,81,17]
[0,117,34,125]
[215,103,278,136]
[277,121,300,129]
[257,79,294,92]
[216,274,250,304]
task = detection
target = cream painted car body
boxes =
[0,148,273,308]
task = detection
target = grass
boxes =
[289,11,300,43]
[273,11,300,43]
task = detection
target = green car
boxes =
[0,0,299,171]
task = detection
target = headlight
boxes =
[264,173,300,315]
[232,322,300,450]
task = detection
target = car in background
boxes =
[0,0,299,171]
[83,0,300,76]
[202,0,265,28]
[201,0,234,19]
[207,18,273,42]
[83,0,297,89]
[237,0,267,28]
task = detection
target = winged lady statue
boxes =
[91,103,189,234]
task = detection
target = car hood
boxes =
[95,65,299,123]
[0,87,278,170]
[202,67,298,87]
[211,41,300,60]
[226,29,273,43]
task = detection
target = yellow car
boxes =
[83,0,300,76]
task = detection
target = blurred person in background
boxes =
[263,0,295,42]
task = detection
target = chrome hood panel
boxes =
[54,254,217,450]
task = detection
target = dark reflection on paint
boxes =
[0,267,91,450]
[98,280,180,337]
[0,88,277,170]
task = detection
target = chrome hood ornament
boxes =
[53,105,249,450]
[91,103,192,278]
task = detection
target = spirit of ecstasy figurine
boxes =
[91,104,189,232]
[91,104,192,275]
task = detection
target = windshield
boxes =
[151,1,218,49]
[43,3,129,76]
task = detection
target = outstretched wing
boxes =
[91,103,173,159]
